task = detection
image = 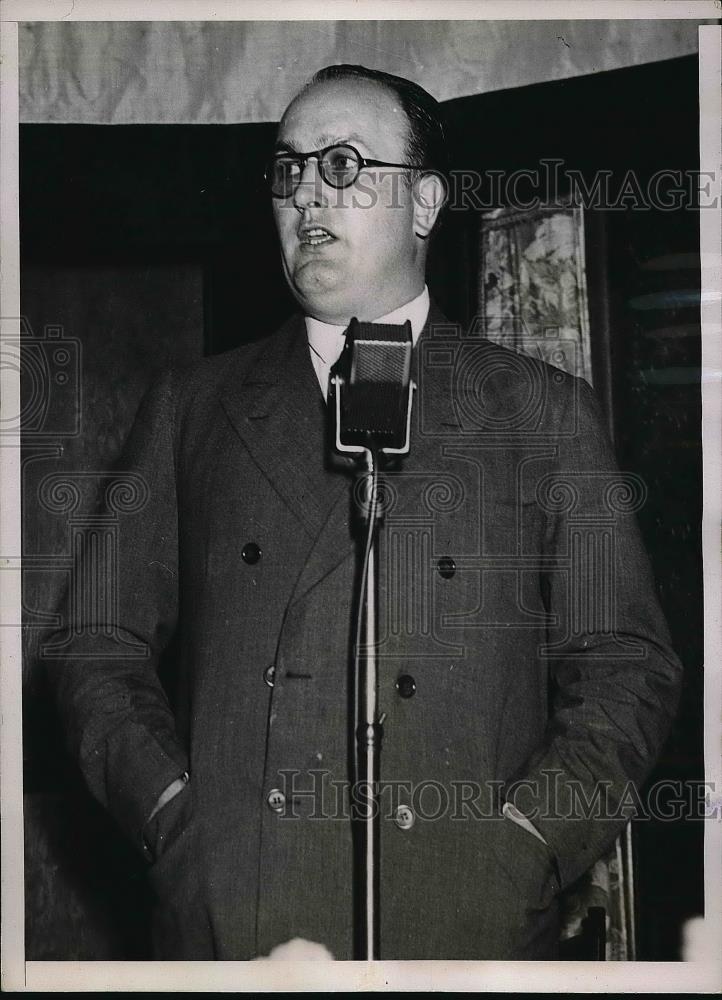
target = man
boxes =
[47,65,682,960]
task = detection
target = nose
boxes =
[292,156,326,211]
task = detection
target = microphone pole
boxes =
[355,445,381,962]
[329,319,416,961]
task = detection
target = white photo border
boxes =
[1,2,720,992]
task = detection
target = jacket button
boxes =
[266,788,286,813]
[437,557,456,579]
[394,804,415,830]
[396,674,416,699]
[263,664,276,687]
[242,542,262,565]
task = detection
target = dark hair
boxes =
[305,64,449,182]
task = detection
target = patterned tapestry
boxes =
[477,202,635,960]
[478,203,593,383]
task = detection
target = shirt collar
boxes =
[305,285,430,365]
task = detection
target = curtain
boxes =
[19,19,705,125]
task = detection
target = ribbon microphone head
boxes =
[329,318,415,455]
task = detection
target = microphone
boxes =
[328,319,416,958]
[329,318,415,456]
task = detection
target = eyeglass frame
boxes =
[265,142,428,198]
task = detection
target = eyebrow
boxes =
[274,132,369,154]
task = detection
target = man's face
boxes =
[271,79,424,324]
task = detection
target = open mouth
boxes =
[298,226,336,247]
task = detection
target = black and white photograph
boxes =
[1,2,720,991]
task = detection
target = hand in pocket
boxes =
[143,776,194,864]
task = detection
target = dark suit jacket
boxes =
[47,304,683,960]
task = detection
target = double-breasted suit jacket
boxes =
[49,303,683,960]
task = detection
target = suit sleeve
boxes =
[44,370,188,857]
[502,376,684,890]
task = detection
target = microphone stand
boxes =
[355,446,381,962]
[331,375,415,961]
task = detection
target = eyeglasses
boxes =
[265,142,426,199]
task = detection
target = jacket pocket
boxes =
[490,814,560,911]
[145,779,195,877]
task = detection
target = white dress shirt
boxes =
[304,285,430,400]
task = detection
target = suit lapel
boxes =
[219,315,348,539]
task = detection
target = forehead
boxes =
[277,78,408,157]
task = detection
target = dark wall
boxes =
[20,122,295,354]
[21,264,204,958]
[20,54,703,960]
[606,210,703,960]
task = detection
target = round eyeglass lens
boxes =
[321,146,361,188]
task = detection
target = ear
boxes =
[412,172,447,239]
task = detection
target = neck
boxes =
[307,281,426,327]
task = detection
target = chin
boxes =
[293,260,340,292]
[293,278,353,319]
